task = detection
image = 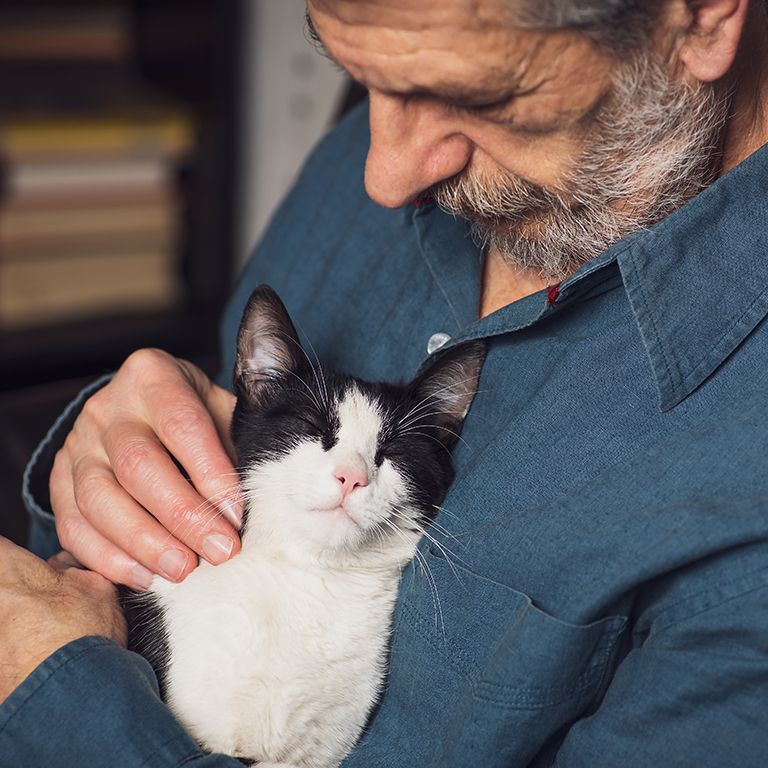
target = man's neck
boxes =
[479,249,550,318]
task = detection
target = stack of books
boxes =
[0,112,193,328]
[0,4,132,63]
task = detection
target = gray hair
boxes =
[516,0,665,49]
[519,0,767,51]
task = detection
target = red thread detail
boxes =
[412,193,434,208]
[546,284,561,305]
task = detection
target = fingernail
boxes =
[159,549,189,581]
[220,500,242,529]
[203,534,234,565]
[131,564,155,590]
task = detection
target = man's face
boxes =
[307,0,727,279]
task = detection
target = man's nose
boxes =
[364,90,473,209]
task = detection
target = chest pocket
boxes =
[395,547,627,767]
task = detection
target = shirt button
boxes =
[427,332,451,354]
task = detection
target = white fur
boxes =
[151,385,421,766]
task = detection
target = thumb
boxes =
[48,550,85,573]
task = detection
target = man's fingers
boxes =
[48,349,243,588]
[69,450,200,579]
[100,423,241,568]
[52,459,158,590]
[47,550,83,572]
[142,374,243,529]
[72,458,205,581]
[197,375,239,464]
[58,511,158,591]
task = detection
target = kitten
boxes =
[122,285,484,767]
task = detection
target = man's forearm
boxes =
[0,636,245,768]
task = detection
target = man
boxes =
[2,0,767,765]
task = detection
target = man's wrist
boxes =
[22,374,114,531]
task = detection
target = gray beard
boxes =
[432,52,731,281]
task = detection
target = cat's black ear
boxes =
[409,340,486,448]
[233,285,305,406]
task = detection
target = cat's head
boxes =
[231,285,484,566]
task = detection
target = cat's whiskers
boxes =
[393,429,454,455]
[380,518,446,640]
[368,520,390,554]
[156,483,310,548]
[280,325,330,412]
[157,484,248,546]
[398,376,485,429]
[295,323,331,412]
[431,503,462,523]
[395,410,445,434]
[273,373,324,415]
[399,386,452,425]
[389,509,466,581]
[396,421,470,450]
[395,511,458,543]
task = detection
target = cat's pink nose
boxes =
[334,466,369,499]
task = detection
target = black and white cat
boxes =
[122,285,484,767]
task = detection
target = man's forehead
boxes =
[309,0,519,28]
[306,0,584,102]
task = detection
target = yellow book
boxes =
[0,250,179,328]
[0,115,194,159]
[0,204,176,244]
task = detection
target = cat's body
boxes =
[122,286,484,767]
[151,537,404,766]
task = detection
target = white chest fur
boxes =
[151,545,404,767]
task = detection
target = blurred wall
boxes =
[237,0,347,269]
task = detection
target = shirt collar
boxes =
[412,141,768,412]
[617,141,768,411]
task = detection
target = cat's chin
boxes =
[242,506,366,557]
[242,506,419,568]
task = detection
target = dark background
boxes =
[0,0,363,547]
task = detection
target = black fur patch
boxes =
[119,585,171,698]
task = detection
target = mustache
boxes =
[424,52,728,281]
[430,166,576,222]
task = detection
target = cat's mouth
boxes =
[310,504,360,527]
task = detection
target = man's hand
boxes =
[0,538,127,703]
[50,348,243,590]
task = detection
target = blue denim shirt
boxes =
[5,104,768,767]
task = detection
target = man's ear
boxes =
[677,0,750,82]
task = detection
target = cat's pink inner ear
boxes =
[414,342,485,426]
[241,330,292,379]
[234,285,306,404]
[236,286,304,378]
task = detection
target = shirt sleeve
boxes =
[22,374,113,560]
[552,569,768,767]
[0,636,247,768]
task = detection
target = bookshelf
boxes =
[0,0,244,390]
[0,0,244,544]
